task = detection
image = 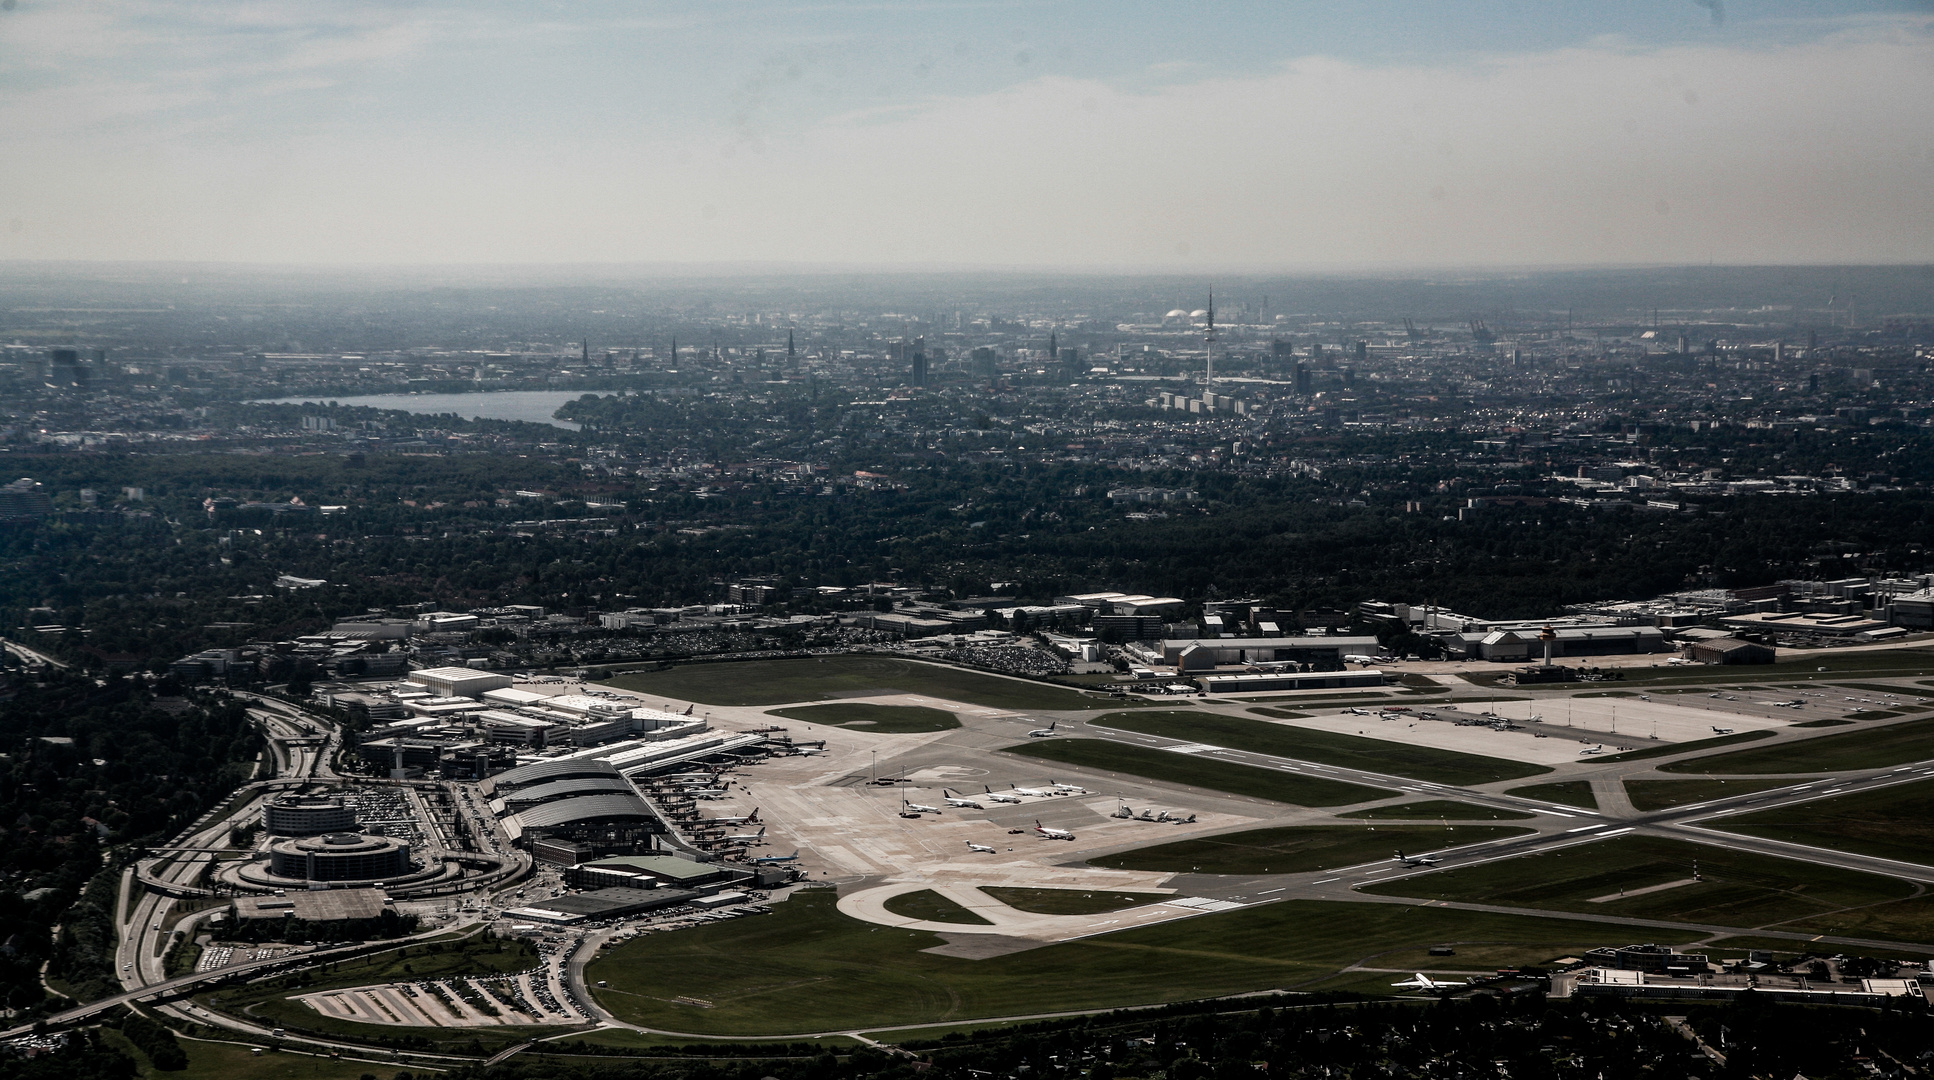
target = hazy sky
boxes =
[2,1,1930,267]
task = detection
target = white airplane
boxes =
[1050,781,1088,794]
[790,745,827,756]
[1394,850,1442,867]
[1027,721,1059,738]
[965,841,997,854]
[1579,744,1605,755]
[1034,820,1076,840]
[1348,707,1373,716]
[982,786,1022,804]
[700,808,760,825]
[942,789,984,809]
[1343,654,1377,664]
[721,826,766,844]
[1013,786,1055,798]
[1391,972,1466,992]
[903,798,941,814]
[751,849,798,865]
[1712,726,1735,735]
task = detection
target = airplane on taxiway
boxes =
[965,841,997,853]
[1034,820,1076,840]
[1391,972,1466,992]
[1027,721,1059,738]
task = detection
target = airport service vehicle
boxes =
[1034,820,1076,840]
[1391,972,1467,992]
[942,789,984,809]
[1027,721,1059,738]
[1394,850,1442,867]
[965,841,997,854]
[902,798,942,814]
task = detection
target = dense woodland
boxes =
[5,427,1934,670]
[0,675,260,1012]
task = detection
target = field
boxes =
[1339,800,1534,821]
[882,889,991,924]
[1001,739,1390,807]
[1503,781,1598,810]
[1596,730,1773,763]
[605,655,1107,710]
[978,888,1170,915]
[1714,777,1934,865]
[1088,824,1532,875]
[1622,778,1795,811]
[769,703,961,733]
[1363,835,1918,932]
[1662,717,1934,774]
[584,889,1655,1035]
[100,1029,397,1080]
[1090,711,1549,786]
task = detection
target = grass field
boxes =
[1597,730,1774,763]
[1503,781,1598,810]
[1089,824,1531,875]
[882,889,992,924]
[770,703,960,733]
[1338,800,1535,821]
[1795,719,1855,727]
[1001,739,1390,807]
[584,889,1655,1035]
[605,655,1107,710]
[100,1030,398,1080]
[1247,707,1312,719]
[1662,716,1934,774]
[1623,778,1797,811]
[1713,777,1934,866]
[1090,711,1549,785]
[978,887,1170,915]
[1364,835,1917,931]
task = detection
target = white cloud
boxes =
[0,13,1928,265]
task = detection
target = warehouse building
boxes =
[1138,635,1382,670]
[406,666,513,699]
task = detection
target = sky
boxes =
[1,0,1930,268]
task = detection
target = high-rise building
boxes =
[911,351,928,388]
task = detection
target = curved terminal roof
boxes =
[503,793,655,839]
[482,757,621,794]
[499,776,634,809]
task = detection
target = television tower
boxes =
[1203,290,1217,399]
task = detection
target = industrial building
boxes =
[1436,625,1667,662]
[1683,636,1776,665]
[1199,670,1388,693]
[267,832,414,882]
[262,794,357,836]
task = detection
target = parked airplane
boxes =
[982,786,1022,804]
[942,789,984,809]
[721,826,767,844]
[903,798,942,814]
[1391,972,1467,992]
[1343,654,1377,664]
[1579,744,1605,755]
[1050,781,1088,794]
[1013,786,1055,798]
[700,808,760,825]
[1034,820,1076,840]
[1027,721,1059,738]
[965,841,997,854]
[1394,850,1442,867]
[790,745,827,756]
[751,849,799,865]
[1712,726,1736,735]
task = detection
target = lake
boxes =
[251,390,599,430]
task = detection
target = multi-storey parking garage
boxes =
[263,794,357,836]
[269,832,414,882]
